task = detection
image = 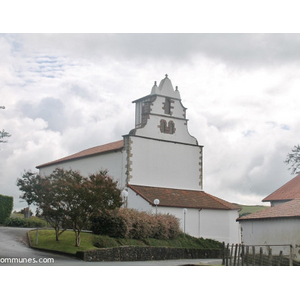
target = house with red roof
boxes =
[37,75,240,243]
[237,174,300,260]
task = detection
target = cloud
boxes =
[14,33,300,69]
[2,33,300,211]
[21,97,66,132]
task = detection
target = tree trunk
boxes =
[74,230,81,247]
[55,227,59,241]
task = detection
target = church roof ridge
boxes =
[36,140,123,169]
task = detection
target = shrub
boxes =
[4,217,27,227]
[90,212,127,238]
[90,208,181,240]
[0,194,13,224]
[4,217,46,228]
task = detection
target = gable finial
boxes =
[154,81,157,86]
[176,86,178,91]
[165,74,168,78]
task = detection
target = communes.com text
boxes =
[0,257,55,264]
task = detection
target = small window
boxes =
[164,98,171,114]
[169,121,175,134]
[160,120,167,133]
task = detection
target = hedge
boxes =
[4,217,47,228]
[0,194,13,224]
[90,208,181,240]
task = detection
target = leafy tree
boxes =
[17,168,123,246]
[0,106,11,146]
[285,145,300,174]
[17,170,68,241]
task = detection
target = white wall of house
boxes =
[240,218,300,260]
[127,188,153,212]
[38,150,126,189]
[128,135,202,190]
[127,190,240,244]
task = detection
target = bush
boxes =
[90,208,181,240]
[0,194,13,224]
[4,217,46,228]
[90,213,127,238]
[4,217,26,227]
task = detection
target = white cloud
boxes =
[1,33,300,211]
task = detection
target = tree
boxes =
[285,145,300,175]
[17,168,123,246]
[16,170,68,241]
[0,106,11,145]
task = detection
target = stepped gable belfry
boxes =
[130,74,197,145]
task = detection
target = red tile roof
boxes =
[128,184,240,210]
[262,174,300,202]
[237,199,300,221]
[36,140,124,169]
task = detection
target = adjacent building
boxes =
[238,174,300,260]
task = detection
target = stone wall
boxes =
[76,246,222,262]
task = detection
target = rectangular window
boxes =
[164,98,171,114]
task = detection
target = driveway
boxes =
[0,226,222,266]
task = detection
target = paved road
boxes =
[0,227,222,266]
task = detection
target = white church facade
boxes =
[37,75,240,244]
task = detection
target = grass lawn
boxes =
[28,229,98,254]
[28,229,223,255]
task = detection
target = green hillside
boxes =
[236,204,269,217]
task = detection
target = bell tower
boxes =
[131,74,198,145]
[124,75,203,191]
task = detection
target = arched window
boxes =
[160,120,167,133]
[169,121,175,134]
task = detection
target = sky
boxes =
[2,32,300,211]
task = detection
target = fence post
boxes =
[237,244,241,266]
[241,244,244,266]
[289,245,293,266]
[233,244,238,266]
[245,246,249,266]
[222,242,225,265]
[230,243,234,266]
[252,246,255,266]
[226,243,229,266]
[278,251,283,266]
[259,247,263,266]
[268,246,272,266]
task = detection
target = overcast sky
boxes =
[2,33,300,211]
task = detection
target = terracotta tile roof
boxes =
[36,140,124,168]
[262,174,300,202]
[128,184,240,210]
[237,199,300,221]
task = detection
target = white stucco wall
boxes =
[127,189,239,244]
[38,150,126,189]
[240,218,300,260]
[128,135,202,190]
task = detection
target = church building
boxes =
[37,75,240,244]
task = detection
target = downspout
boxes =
[198,208,202,238]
